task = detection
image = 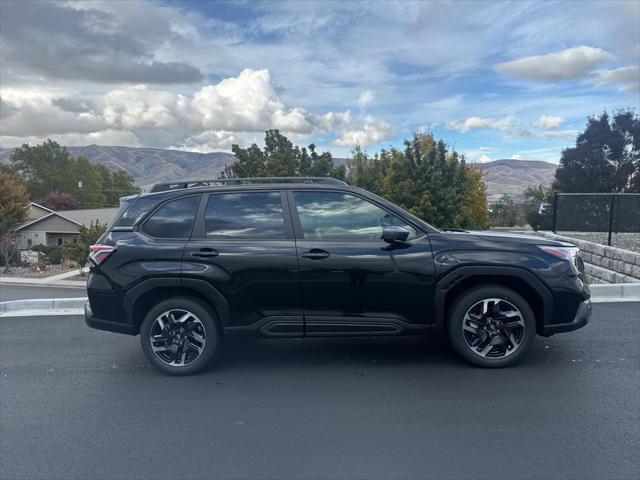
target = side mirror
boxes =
[382,225,409,243]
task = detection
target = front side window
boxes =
[205,192,285,239]
[142,196,199,239]
[293,191,419,241]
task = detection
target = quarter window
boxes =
[141,196,199,239]
[204,192,285,239]
[116,196,160,227]
[293,191,418,241]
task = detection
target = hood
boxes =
[446,230,575,247]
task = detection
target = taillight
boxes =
[89,244,116,266]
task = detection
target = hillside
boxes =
[0,145,235,188]
[0,146,556,200]
[476,159,557,202]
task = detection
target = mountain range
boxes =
[476,159,557,202]
[0,145,557,202]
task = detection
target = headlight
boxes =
[538,245,579,263]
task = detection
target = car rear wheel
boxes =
[140,298,219,376]
[448,285,536,368]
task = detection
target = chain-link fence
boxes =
[552,193,640,252]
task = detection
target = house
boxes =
[14,203,119,249]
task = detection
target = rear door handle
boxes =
[301,249,330,260]
[191,248,219,257]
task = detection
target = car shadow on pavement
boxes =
[209,334,472,373]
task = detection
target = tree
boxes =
[523,184,553,230]
[63,221,107,275]
[105,169,140,205]
[37,192,80,211]
[0,173,29,269]
[9,139,77,201]
[489,195,519,227]
[222,130,345,179]
[346,132,489,229]
[554,110,639,193]
[9,139,140,208]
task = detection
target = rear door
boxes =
[182,190,303,335]
[288,189,436,335]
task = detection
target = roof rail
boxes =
[149,176,347,193]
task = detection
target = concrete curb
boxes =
[0,284,637,317]
[0,297,87,317]
[0,277,86,287]
[590,283,640,299]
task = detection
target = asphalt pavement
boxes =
[1,303,638,480]
[0,283,86,302]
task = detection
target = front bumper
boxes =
[85,301,135,335]
[542,299,591,336]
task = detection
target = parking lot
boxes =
[1,302,638,480]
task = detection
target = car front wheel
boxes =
[448,285,536,368]
[140,298,219,376]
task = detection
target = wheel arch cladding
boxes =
[127,279,229,334]
[436,268,552,335]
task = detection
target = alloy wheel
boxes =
[462,298,525,359]
[149,309,207,367]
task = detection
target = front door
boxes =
[182,190,303,336]
[288,190,436,335]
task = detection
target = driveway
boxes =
[1,303,638,479]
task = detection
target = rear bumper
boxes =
[542,299,591,336]
[84,301,135,335]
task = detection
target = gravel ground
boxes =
[553,231,640,253]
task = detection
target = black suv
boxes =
[85,177,590,375]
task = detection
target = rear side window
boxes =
[141,196,200,239]
[204,192,285,239]
[115,196,161,227]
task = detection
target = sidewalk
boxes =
[0,267,88,287]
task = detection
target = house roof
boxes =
[29,202,55,214]
[26,202,55,221]
[17,204,120,232]
[16,212,83,232]
[61,208,119,227]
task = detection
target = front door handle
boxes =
[191,248,219,257]
[301,249,330,260]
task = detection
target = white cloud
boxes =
[446,115,532,138]
[191,69,312,133]
[0,69,393,150]
[510,154,522,160]
[0,129,142,148]
[1,89,107,136]
[591,66,640,92]
[330,114,395,147]
[534,115,564,129]
[477,154,493,163]
[542,129,579,140]
[176,130,241,152]
[357,90,376,108]
[494,46,614,81]
[446,116,492,133]
[102,86,193,130]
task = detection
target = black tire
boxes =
[448,285,536,368]
[140,297,220,376]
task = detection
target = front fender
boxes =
[434,265,554,329]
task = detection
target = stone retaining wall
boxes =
[531,231,640,284]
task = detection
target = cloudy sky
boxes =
[1,0,638,163]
